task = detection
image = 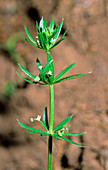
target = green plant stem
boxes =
[48,135,53,170]
[48,84,54,170]
[49,84,54,133]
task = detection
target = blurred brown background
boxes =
[0,0,108,170]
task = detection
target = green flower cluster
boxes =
[17,56,89,86]
[17,108,86,147]
[25,17,67,51]
[17,18,90,85]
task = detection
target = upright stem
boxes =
[48,136,53,170]
[48,84,54,170]
[49,84,54,133]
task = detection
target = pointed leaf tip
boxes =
[54,20,64,41]
[25,26,37,45]
[18,64,36,79]
[84,132,87,134]
[53,62,76,83]
[59,136,85,148]
[54,72,90,84]
[17,120,48,134]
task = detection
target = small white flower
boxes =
[58,130,64,136]
[39,65,42,69]
[36,115,41,121]
[48,71,52,75]
[51,38,55,43]
[37,40,40,44]
[61,128,65,131]
[34,76,40,82]
[30,115,41,122]
[30,118,34,122]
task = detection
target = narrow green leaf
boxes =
[25,37,44,50]
[61,29,68,38]
[37,33,43,48]
[59,136,84,147]
[49,19,54,32]
[25,38,38,47]
[43,32,48,40]
[17,72,45,85]
[16,72,35,84]
[40,32,47,49]
[25,26,37,44]
[42,134,50,137]
[48,30,56,42]
[36,58,42,71]
[53,115,72,132]
[38,71,49,84]
[43,107,49,130]
[18,64,36,79]
[39,59,53,79]
[50,29,67,50]
[23,128,49,137]
[43,33,49,49]
[52,134,61,140]
[39,120,48,131]
[54,19,63,41]
[17,119,47,134]
[37,82,46,85]
[36,21,39,32]
[43,19,47,29]
[50,37,64,50]
[47,52,54,83]
[39,17,43,31]
[62,132,87,136]
[54,72,91,84]
[38,33,46,49]
[50,29,68,50]
[26,37,46,51]
[23,128,44,135]
[53,62,76,83]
